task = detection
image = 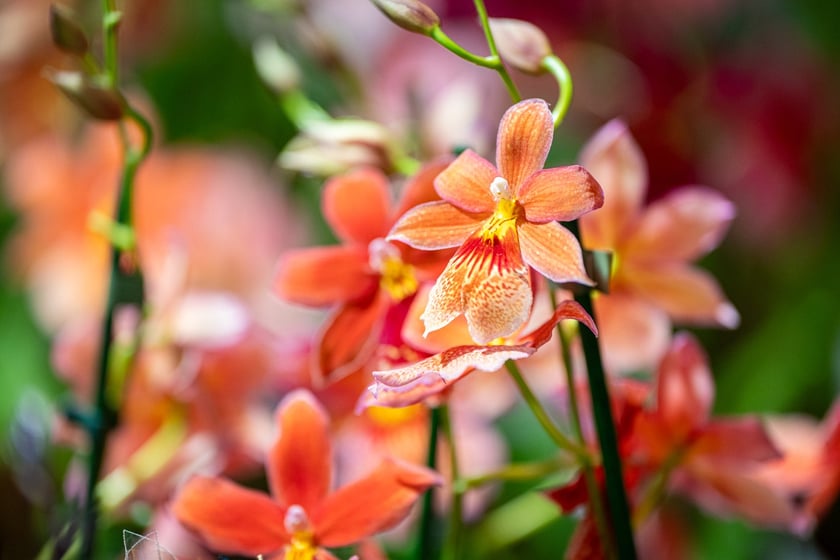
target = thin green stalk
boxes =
[441,406,463,560]
[416,406,443,560]
[567,223,638,560]
[457,457,569,492]
[101,0,120,87]
[541,55,573,128]
[472,0,521,102]
[504,361,589,460]
[430,27,498,68]
[551,289,614,560]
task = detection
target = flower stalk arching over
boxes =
[388,98,604,344]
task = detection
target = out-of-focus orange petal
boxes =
[578,119,647,250]
[519,221,592,285]
[433,150,497,213]
[172,476,288,555]
[395,157,452,216]
[594,293,671,375]
[315,292,388,385]
[273,246,377,307]
[425,228,533,343]
[373,343,534,387]
[622,263,740,328]
[388,201,483,250]
[692,418,781,464]
[496,99,553,190]
[267,390,333,513]
[655,333,714,436]
[517,166,604,223]
[322,168,392,245]
[623,187,735,262]
[313,458,442,547]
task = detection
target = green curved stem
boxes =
[541,55,573,128]
[430,26,498,68]
[456,457,570,493]
[473,0,521,102]
[441,406,463,560]
[416,406,443,560]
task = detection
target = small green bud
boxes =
[489,18,553,75]
[46,70,124,120]
[49,4,89,55]
[370,0,440,36]
[253,37,301,93]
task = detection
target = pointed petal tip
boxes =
[717,302,740,329]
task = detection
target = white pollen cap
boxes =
[489,176,512,200]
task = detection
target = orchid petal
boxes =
[496,99,553,190]
[433,150,497,213]
[315,293,388,385]
[388,201,482,250]
[322,168,392,245]
[594,293,671,375]
[267,390,332,513]
[274,246,376,306]
[517,166,604,223]
[623,263,740,328]
[624,187,735,261]
[401,284,475,354]
[172,476,288,555]
[362,374,449,409]
[314,458,441,547]
[519,221,592,285]
[693,418,781,464]
[395,157,452,217]
[518,299,597,349]
[655,333,715,435]
[579,119,648,250]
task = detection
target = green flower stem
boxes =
[550,289,614,560]
[441,405,463,560]
[632,449,684,527]
[416,405,443,560]
[455,457,571,493]
[504,361,589,461]
[541,55,573,128]
[430,26,498,68]
[567,222,638,560]
[473,0,521,102]
[101,0,120,87]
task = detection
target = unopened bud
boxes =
[50,4,89,56]
[370,0,440,36]
[253,37,301,94]
[489,18,552,75]
[46,70,124,120]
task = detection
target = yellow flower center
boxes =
[369,238,418,301]
[284,505,317,560]
[482,177,521,241]
[366,403,424,427]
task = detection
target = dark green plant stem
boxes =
[567,221,637,560]
[441,405,463,560]
[416,406,443,560]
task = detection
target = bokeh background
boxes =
[1,0,839,557]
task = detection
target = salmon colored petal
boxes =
[424,227,533,343]
[401,284,475,354]
[433,150,497,213]
[315,292,388,385]
[274,246,376,306]
[624,187,735,262]
[578,119,647,250]
[518,299,597,348]
[322,168,392,245]
[373,343,534,387]
[313,458,442,547]
[623,263,740,328]
[394,157,452,216]
[388,201,483,250]
[594,293,671,375]
[268,390,333,513]
[496,99,553,190]
[655,333,714,437]
[519,221,592,285]
[517,166,604,223]
[692,418,781,464]
[172,476,288,555]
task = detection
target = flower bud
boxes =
[49,4,89,55]
[489,18,552,75]
[370,0,440,36]
[46,70,124,120]
[252,37,301,94]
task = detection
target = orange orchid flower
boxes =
[274,162,450,384]
[172,390,441,559]
[578,120,739,373]
[364,300,596,408]
[388,98,604,344]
